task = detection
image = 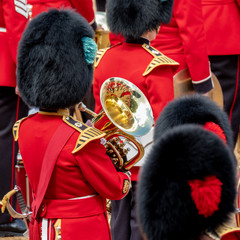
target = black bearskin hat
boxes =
[106,0,174,39]
[154,94,234,148]
[137,124,236,240]
[17,9,97,109]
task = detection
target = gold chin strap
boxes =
[38,108,70,116]
[73,105,83,122]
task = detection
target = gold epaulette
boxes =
[13,117,28,141]
[142,43,179,76]
[94,47,110,68]
[63,116,106,153]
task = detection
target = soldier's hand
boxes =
[105,137,129,171]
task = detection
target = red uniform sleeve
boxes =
[144,66,175,121]
[173,0,213,93]
[69,0,95,24]
[2,0,28,63]
[236,0,240,8]
[75,139,131,200]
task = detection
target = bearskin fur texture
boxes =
[137,124,236,240]
[154,95,234,148]
[106,0,174,39]
[17,9,95,109]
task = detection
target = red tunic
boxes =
[27,0,95,24]
[201,0,240,55]
[16,111,130,240]
[151,0,213,93]
[0,0,28,87]
[93,42,179,180]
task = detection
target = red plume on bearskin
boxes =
[188,175,222,218]
[154,94,234,148]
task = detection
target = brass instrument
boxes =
[78,77,154,171]
[94,11,110,50]
[94,29,110,50]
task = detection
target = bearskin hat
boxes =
[106,0,174,39]
[154,94,234,148]
[137,123,236,240]
[17,9,97,109]
[137,95,237,240]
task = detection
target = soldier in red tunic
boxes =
[93,0,178,239]
[151,0,213,94]
[14,9,131,240]
[202,0,240,146]
[108,0,214,95]
[0,0,29,236]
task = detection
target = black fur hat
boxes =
[106,0,174,39]
[17,9,97,109]
[138,124,236,240]
[154,94,234,148]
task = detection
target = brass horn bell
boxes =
[79,77,154,171]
